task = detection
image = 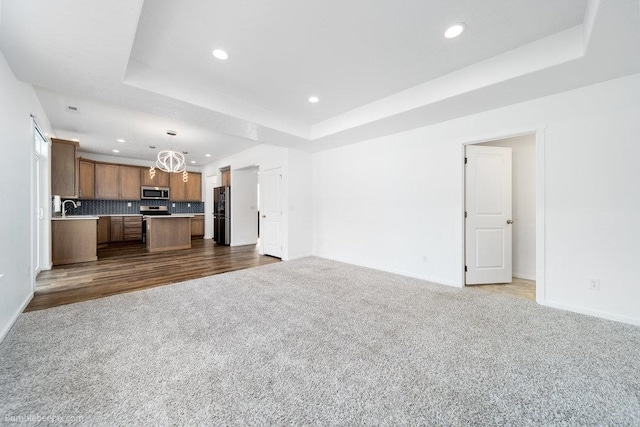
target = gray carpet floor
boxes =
[0,257,639,426]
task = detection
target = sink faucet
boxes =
[62,200,78,217]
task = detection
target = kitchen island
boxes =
[145,215,194,252]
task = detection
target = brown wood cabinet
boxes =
[110,216,124,242]
[187,172,202,201]
[51,139,78,198]
[119,166,141,200]
[141,167,169,187]
[52,219,97,265]
[123,216,142,241]
[221,169,231,187]
[97,216,111,244]
[95,163,141,200]
[95,163,119,199]
[191,215,204,238]
[78,159,95,199]
[170,171,202,201]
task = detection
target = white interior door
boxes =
[465,145,512,284]
[262,167,282,258]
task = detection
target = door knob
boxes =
[506,219,514,224]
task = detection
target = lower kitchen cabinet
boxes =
[97,216,111,244]
[110,216,124,242]
[191,215,204,238]
[124,216,142,241]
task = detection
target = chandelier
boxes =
[150,130,188,182]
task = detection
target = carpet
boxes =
[0,257,638,425]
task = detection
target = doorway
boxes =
[31,120,48,288]
[464,132,540,301]
[261,167,283,258]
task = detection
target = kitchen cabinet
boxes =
[186,172,202,201]
[78,159,95,199]
[51,138,78,198]
[95,163,141,200]
[169,172,187,201]
[110,216,124,242]
[123,216,142,241]
[52,218,98,265]
[119,166,141,200]
[191,215,204,238]
[221,169,231,186]
[95,163,119,199]
[97,216,111,244]
[141,167,169,187]
[170,171,202,201]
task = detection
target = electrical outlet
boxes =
[127,202,132,207]
[589,279,601,291]
[422,256,428,264]
[188,203,191,208]
[172,203,176,208]
[77,201,82,207]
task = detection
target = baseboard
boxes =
[285,253,313,261]
[540,299,640,326]
[513,272,536,281]
[0,291,33,344]
[314,254,461,288]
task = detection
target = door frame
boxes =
[461,126,546,303]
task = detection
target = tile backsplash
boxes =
[57,199,204,216]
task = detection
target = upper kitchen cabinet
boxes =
[78,159,95,199]
[95,163,119,199]
[141,167,169,188]
[169,172,187,201]
[186,172,202,201]
[169,171,202,201]
[119,166,141,200]
[221,169,231,187]
[51,138,78,198]
[95,163,141,200]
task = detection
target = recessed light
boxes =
[116,138,125,143]
[212,49,228,60]
[444,23,466,39]
[205,154,211,157]
[190,160,196,164]
[112,149,120,153]
[308,96,319,103]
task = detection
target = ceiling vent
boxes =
[66,105,79,114]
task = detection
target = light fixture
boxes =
[444,23,466,39]
[112,149,120,153]
[205,154,211,157]
[308,96,319,103]
[150,130,188,182]
[212,49,228,60]
[117,138,126,143]
[190,160,196,164]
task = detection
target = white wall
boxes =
[479,135,536,280]
[231,167,258,246]
[287,149,313,260]
[0,49,52,341]
[312,72,640,325]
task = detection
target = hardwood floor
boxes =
[28,239,280,312]
[471,277,536,301]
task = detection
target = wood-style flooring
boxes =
[471,277,536,301]
[28,239,280,312]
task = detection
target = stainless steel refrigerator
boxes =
[213,186,230,245]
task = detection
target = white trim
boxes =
[540,299,640,326]
[0,292,33,344]
[316,255,461,288]
[512,273,536,281]
[285,253,313,261]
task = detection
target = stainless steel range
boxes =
[140,206,171,243]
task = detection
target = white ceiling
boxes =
[1,0,639,164]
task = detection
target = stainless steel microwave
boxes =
[141,186,170,200]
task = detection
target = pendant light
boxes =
[149,130,189,182]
